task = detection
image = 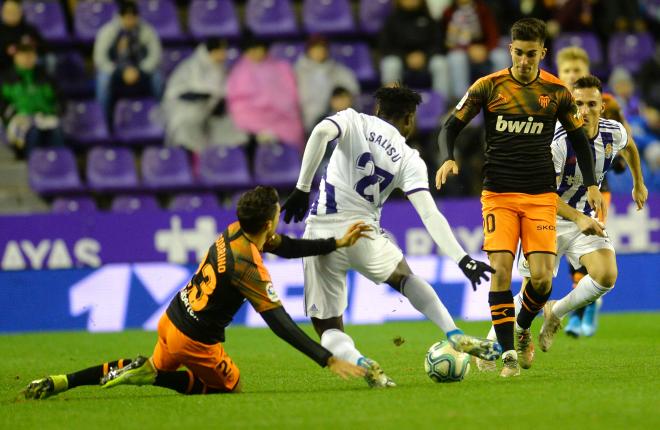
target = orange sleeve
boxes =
[556,86,583,132]
[454,77,490,123]
[234,243,282,313]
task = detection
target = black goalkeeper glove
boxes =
[281,188,310,223]
[458,255,496,291]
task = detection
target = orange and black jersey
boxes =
[454,68,583,194]
[167,221,282,345]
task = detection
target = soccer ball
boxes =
[424,340,471,383]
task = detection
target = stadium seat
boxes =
[22,0,69,43]
[113,98,164,145]
[51,196,97,213]
[62,100,111,146]
[28,147,83,195]
[198,145,252,190]
[86,146,140,192]
[137,0,186,42]
[253,143,301,188]
[141,146,194,190]
[269,41,305,63]
[553,32,604,73]
[53,51,93,98]
[169,192,221,212]
[188,0,240,40]
[74,0,117,43]
[416,91,446,132]
[359,0,392,35]
[160,45,194,77]
[302,0,356,35]
[330,42,377,84]
[111,194,160,213]
[245,0,298,38]
[608,32,655,74]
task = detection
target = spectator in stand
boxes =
[163,38,247,156]
[593,0,646,41]
[379,0,450,95]
[608,67,640,119]
[490,0,554,38]
[440,0,508,100]
[638,46,660,109]
[226,34,304,151]
[295,35,359,133]
[630,98,660,172]
[0,0,44,71]
[0,41,63,158]
[550,0,595,34]
[93,0,162,125]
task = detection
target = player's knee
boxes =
[591,267,617,289]
[529,271,553,294]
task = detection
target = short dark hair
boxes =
[205,37,228,52]
[511,18,547,45]
[373,86,422,120]
[236,186,279,234]
[118,0,139,16]
[331,86,351,98]
[574,75,602,93]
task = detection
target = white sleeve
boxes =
[407,191,467,263]
[551,136,568,175]
[617,120,629,152]
[398,151,430,195]
[295,120,339,192]
[324,108,357,140]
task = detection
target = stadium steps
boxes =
[0,146,49,214]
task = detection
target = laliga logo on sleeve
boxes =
[266,282,280,302]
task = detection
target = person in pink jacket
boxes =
[227,35,304,151]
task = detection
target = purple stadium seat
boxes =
[246,0,298,38]
[74,0,117,43]
[330,42,377,84]
[198,145,252,189]
[52,196,97,213]
[269,41,305,63]
[86,147,139,192]
[28,147,83,194]
[111,194,160,213]
[553,32,604,70]
[62,100,110,146]
[54,51,93,97]
[169,192,220,212]
[137,0,185,42]
[253,143,301,188]
[303,0,356,35]
[141,146,194,190]
[608,32,655,74]
[160,45,194,77]
[416,91,446,132]
[188,0,240,40]
[23,0,69,43]
[113,98,164,144]
[359,0,392,35]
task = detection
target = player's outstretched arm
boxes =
[260,307,366,378]
[619,138,648,210]
[556,195,606,237]
[435,115,467,189]
[407,190,494,290]
[282,120,340,223]
[264,222,372,258]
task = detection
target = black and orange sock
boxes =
[154,370,228,395]
[66,358,132,388]
[489,290,515,352]
[517,282,551,330]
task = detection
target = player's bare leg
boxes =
[312,316,395,388]
[487,251,519,377]
[387,258,501,361]
[540,249,616,351]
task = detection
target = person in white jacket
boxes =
[163,39,248,153]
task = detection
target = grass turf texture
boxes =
[2,313,659,430]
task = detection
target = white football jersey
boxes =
[308,108,429,222]
[553,118,627,216]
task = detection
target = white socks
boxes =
[401,274,458,334]
[320,329,364,365]
[552,275,611,319]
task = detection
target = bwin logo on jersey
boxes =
[495,116,544,134]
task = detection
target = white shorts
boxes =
[302,219,403,319]
[518,218,615,278]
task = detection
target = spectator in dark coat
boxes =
[0,0,43,71]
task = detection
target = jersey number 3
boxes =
[188,263,217,311]
[354,152,394,203]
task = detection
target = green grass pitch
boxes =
[2,313,659,430]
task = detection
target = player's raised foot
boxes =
[357,357,396,388]
[565,313,582,338]
[500,350,520,378]
[21,375,68,400]
[101,355,156,389]
[581,301,599,337]
[516,328,535,369]
[448,331,502,361]
[539,300,562,352]
[475,357,498,372]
